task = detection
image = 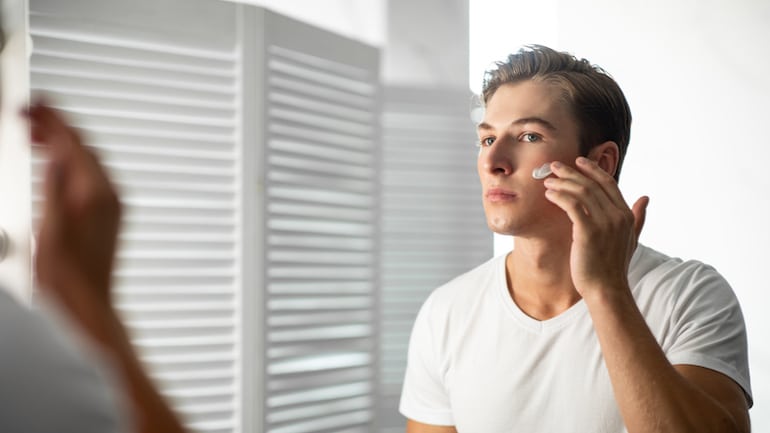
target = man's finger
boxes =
[547,161,611,216]
[574,157,629,211]
[631,196,650,239]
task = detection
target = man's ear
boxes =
[588,141,620,177]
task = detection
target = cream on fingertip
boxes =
[532,162,553,180]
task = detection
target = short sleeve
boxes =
[665,263,752,407]
[399,295,455,426]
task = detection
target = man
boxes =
[400,45,752,432]
[0,103,187,433]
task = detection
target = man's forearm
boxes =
[50,273,187,433]
[87,304,188,433]
[584,288,744,433]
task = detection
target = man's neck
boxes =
[505,236,582,321]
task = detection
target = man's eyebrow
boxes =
[476,122,494,132]
[476,117,558,132]
[513,117,557,131]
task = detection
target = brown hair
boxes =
[481,45,632,181]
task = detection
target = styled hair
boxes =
[481,45,631,181]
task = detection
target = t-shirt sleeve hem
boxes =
[399,402,455,427]
[668,352,753,407]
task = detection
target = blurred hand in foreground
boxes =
[25,102,186,433]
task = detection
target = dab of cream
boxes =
[532,162,553,180]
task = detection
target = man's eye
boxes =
[478,137,495,147]
[522,133,540,143]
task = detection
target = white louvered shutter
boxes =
[29,0,241,432]
[378,87,493,432]
[259,11,381,433]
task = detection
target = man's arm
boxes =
[676,365,750,428]
[406,419,457,433]
[586,287,749,432]
[544,156,750,433]
[27,103,187,433]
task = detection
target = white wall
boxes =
[473,0,769,427]
[225,0,386,47]
[383,0,469,88]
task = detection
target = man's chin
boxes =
[486,218,518,236]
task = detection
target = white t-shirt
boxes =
[400,244,752,432]
[0,289,129,433]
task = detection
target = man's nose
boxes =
[480,138,514,176]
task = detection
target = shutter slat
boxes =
[269,108,373,137]
[269,45,370,79]
[268,312,372,327]
[268,59,374,96]
[269,75,372,110]
[269,91,374,123]
[31,64,235,94]
[270,122,373,151]
[30,90,236,125]
[30,13,237,61]
[31,54,234,89]
[269,141,372,165]
[268,382,372,407]
[269,234,373,251]
[32,45,235,77]
[268,155,373,180]
[31,34,234,70]
[32,74,233,108]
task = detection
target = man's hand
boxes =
[542,157,750,433]
[26,102,122,333]
[543,156,649,297]
[25,102,188,433]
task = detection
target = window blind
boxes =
[378,86,493,432]
[29,1,241,432]
[259,11,380,433]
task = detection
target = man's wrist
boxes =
[40,269,123,349]
[581,281,635,310]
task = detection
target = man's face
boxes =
[476,80,582,236]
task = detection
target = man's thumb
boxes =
[632,196,650,239]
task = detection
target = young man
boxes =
[400,45,752,432]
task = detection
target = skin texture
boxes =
[27,103,187,433]
[407,81,750,432]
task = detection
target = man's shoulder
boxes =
[421,255,504,316]
[633,244,724,281]
[432,254,502,295]
[0,289,43,342]
[631,244,733,306]
[0,289,128,433]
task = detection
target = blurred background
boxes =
[0,0,766,432]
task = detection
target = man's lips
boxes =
[485,187,517,202]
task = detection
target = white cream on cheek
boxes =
[531,162,553,179]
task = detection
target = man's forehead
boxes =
[479,82,572,131]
